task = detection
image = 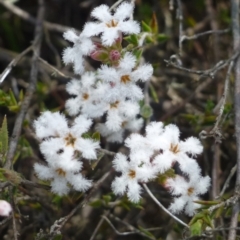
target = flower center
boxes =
[56,168,66,177]
[106,19,118,28]
[128,169,136,179]
[170,143,180,154]
[82,93,89,100]
[187,187,194,196]
[65,133,76,147]
[110,101,119,108]
[121,75,131,84]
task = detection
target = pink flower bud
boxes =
[0,200,12,217]
[90,50,109,62]
[109,50,121,62]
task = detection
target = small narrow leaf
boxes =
[150,12,158,34]
[190,219,202,236]
[149,84,159,103]
[92,132,101,142]
[0,116,8,158]
[138,225,155,238]
[142,21,152,32]
[9,89,18,106]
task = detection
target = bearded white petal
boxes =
[34,163,53,180]
[72,115,93,136]
[113,153,129,172]
[127,180,141,203]
[131,64,153,82]
[114,2,134,21]
[91,4,111,22]
[180,137,203,156]
[51,177,69,196]
[112,176,127,195]
[66,172,92,192]
[63,29,78,42]
[168,197,186,214]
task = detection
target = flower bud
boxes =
[0,200,12,217]
[90,50,109,62]
[109,50,121,62]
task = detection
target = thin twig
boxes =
[0,0,79,34]
[38,57,71,80]
[109,0,125,11]
[4,0,45,170]
[164,50,240,79]
[209,61,234,139]
[0,46,32,84]
[181,28,230,42]
[143,183,189,229]
[219,165,237,198]
[44,171,112,239]
[176,0,183,55]
[10,189,18,240]
[89,216,105,240]
[108,213,156,240]
[229,0,240,239]
[101,215,155,239]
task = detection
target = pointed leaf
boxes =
[149,84,159,103]
[142,21,152,32]
[0,116,8,157]
[190,219,202,236]
[150,12,158,34]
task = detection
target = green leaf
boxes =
[0,116,8,162]
[9,89,18,106]
[103,194,112,204]
[92,132,101,142]
[140,104,153,119]
[142,21,152,32]
[52,234,63,240]
[149,84,159,103]
[133,48,143,61]
[138,225,155,238]
[89,199,102,208]
[194,200,221,206]
[124,34,139,46]
[190,219,202,236]
[157,34,169,43]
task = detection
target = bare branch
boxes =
[181,28,230,42]
[143,183,189,229]
[5,0,45,170]
[0,46,32,85]
[0,0,79,34]
[229,0,240,239]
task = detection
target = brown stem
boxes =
[4,0,45,170]
[228,0,240,239]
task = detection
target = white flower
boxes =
[98,53,153,102]
[166,175,211,216]
[152,124,203,175]
[0,200,12,217]
[111,153,156,202]
[34,163,92,195]
[34,112,99,168]
[62,30,95,74]
[65,72,106,118]
[82,2,140,46]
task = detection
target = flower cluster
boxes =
[33,1,211,218]
[112,122,210,216]
[63,2,151,142]
[34,111,99,195]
